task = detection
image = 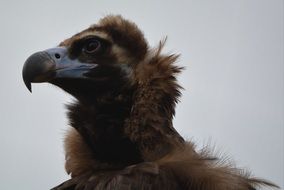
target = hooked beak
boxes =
[22,47,97,92]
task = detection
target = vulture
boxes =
[22,15,277,190]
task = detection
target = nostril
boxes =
[55,53,61,59]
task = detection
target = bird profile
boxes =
[22,15,278,190]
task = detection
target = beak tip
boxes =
[28,86,32,93]
[22,71,31,92]
[23,78,32,93]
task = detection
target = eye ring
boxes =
[83,39,101,54]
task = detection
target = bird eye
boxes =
[83,40,100,54]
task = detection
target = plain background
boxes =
[0,0,283,189]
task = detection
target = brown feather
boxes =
[47,15,279,189]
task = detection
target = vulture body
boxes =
[22,15,277,190]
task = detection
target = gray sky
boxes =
[0,0,283,189]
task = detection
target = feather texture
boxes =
[24,15,278,190]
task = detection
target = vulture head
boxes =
[22,15,277,190]
[23,15,148,99]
